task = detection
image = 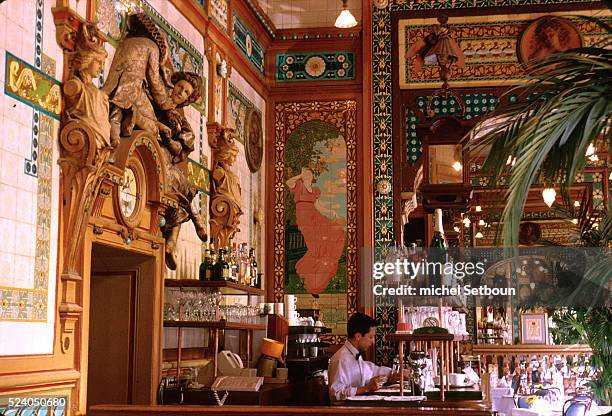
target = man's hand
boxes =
[366,375,387,392]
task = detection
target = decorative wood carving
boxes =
[57,21,114,354]
[210,128,243,249]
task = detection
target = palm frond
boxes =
[466,46,612,247]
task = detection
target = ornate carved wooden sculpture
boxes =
[210,128,243,249]
[101,13,207,269]
[57,22,116,353]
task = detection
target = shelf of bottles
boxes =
[198,241,261,286]
[163,240,265,325]
[163,320,266,331]
[164,279,264,296]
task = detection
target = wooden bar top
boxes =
[90,402,494,416]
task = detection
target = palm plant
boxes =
[465,15,612,404]
[465,17,612,249]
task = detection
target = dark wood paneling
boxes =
[91,401,495,415]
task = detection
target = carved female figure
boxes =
[210,130,243,249]
[63,23,113,149]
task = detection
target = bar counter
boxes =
[90,401,495,416]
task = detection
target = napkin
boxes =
[497,377,510,388]
[463,366,480,383]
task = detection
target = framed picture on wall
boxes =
[520,313,548,344]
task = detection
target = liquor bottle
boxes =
[228,244,238,282]
[199,248,212,281]
[249,248,258,287]
[213,248,230,281]
[208,241,216,280]
[240,243,250,286]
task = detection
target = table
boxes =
[491,388,513,414]
[508,401,612,416]
[386,333,454,401]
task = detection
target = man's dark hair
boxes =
[347,313,377,338]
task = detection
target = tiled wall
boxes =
[0,0,63,355]
[228,70,266,262]
[257,0,362,29]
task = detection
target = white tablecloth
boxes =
[495,394,516,416]
[510,402,612,416]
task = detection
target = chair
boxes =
[511,375,521,395]
[516,395,533,409]
[562,401,587,416]
[571,394,593,410]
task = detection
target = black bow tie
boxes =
[355,352,362,360]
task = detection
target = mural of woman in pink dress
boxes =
[286,167,345,294]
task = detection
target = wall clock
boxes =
[119,167,139,219]
[115,160,147,228]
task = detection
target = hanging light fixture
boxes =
[475,231,484,239]
[334,0,358,28]
[463,217,471,227]
[453,226,460,232]
[475,205,482,212]
[542,188,556,208]
[478,219,485,226]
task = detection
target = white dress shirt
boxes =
[328,340,392,402]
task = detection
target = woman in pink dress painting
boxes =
[286,168,345,294]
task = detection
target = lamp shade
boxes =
[542,188,556,208]
[334,9,357,28]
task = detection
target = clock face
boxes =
[119,167,138,218]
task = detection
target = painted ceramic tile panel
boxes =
[185,158,211,195]
[398,13,610,89]
[94,0,127,43]
[284,121,347,296]
[211,0,229,32]
[228,82,258,145]
[233,14,265,74]
[295,293,347,334]
[277,52,355,82]
[4,52,61,120]
[0,113,54,322]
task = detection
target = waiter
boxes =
[328,313,401,402]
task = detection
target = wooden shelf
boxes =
[163,320,266,331]
[386,333,454,342]
[164,279,265,296]
[288,325,332,335]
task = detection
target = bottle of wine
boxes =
[241,243,250,286]
[199,248,212,281]
[213,248,230,281]
[208,241,216,280]
[249,248,258,287]
[229,243,238,283]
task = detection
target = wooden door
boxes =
[87,271,137,407]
